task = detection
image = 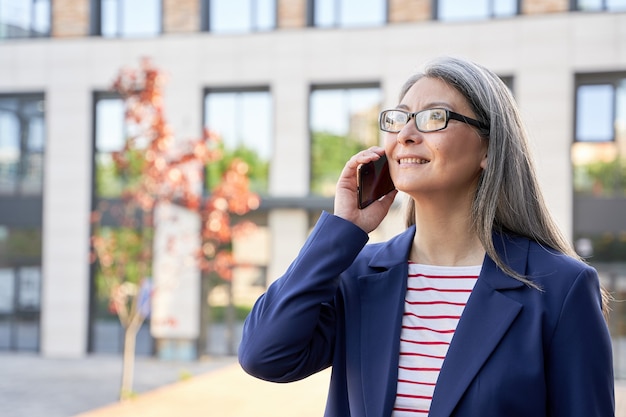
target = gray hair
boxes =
[400,56,610,314]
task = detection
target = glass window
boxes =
[203,0,276,33]
[572,77,626,198]
[574,0,626,11]
[436,0,518,21]
[575,84,614,143]
[98,0,161,37]
[0,95,45,195]
[311,0,386,27]
[91,87,157,355]
[572,74,626,379]
[0,0,50,39]
[309,85,381,196]
[204,88,272,194]
[0,268,14,314]
[94,94,126,198]
[0,228,42,352]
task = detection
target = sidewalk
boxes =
[76,363,331,417]
[76,364,626,417]
[0,353,236,417]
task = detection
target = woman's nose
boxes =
[396,122,422,145]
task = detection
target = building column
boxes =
[40,81,92,357]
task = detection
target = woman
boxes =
[238,56,614,417]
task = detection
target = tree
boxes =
[90,58,259,400]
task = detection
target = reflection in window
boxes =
[311,0,386,27]
[572,78,626,197]
[0,0,50,39]
[436,0,517,21]
[0,228,42,351]
[0,269,14,314]
[94,94,126,198]
[574,0,626,11]
[576,84,614,142]
[203,0,276,33]
[309,85,381,196]
[0,95,45,195]
[204,89,272,194]
[98,0,161,37]
[572,75,626,379]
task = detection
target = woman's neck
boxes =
[410,200,485,266]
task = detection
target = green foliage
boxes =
[209,304,252,322]
[95,157,124,198]
[574,157,626,196]
[93,226,153,302]
[311,131,363,196]
[206,143,269,194]
[95,148,150,198]
[1,229,42,261]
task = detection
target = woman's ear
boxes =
[480,153,488,170]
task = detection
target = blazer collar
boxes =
[429,232,529,417]
[358,228,530,417]
[367,225,416,269]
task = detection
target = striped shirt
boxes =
[392,262,481,416]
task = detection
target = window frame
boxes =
[0,0,51,39]
[571,0,626,11]
[573,72,625,143]
[0,93,46,197]
[308,82,382,197]
[433,0,521,21]
[572,71,626,229]
[0,92,45,353]
[306,0,388,28]
[201,0,278,33]
[202,86,273,195]
[90,0,163,38]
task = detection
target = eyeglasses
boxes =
[379,108,490,136]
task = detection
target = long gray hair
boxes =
[401,56,611,315]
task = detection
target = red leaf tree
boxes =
[90,58,259,400]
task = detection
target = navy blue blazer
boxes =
[239,212,614,417]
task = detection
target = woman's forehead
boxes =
[401,77,472,113]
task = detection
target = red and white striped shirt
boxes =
[392,262,481,416]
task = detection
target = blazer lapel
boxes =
[428,233,529,417]
[358,227,415,417]
[358,264,407,417]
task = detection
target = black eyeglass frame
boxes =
[379,108,490,136]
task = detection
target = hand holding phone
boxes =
[357,154,395,209]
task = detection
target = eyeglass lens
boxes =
[381,109,447,133]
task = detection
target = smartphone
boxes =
[357,154,395,209]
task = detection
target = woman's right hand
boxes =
[333,147,398,234]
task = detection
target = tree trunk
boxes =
[226,280,235,355]
[197,273,210,357]
[120,319,142,400]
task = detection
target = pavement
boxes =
[0,352,329,417]
[1,351,625,417]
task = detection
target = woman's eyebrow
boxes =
[396,101,452,111]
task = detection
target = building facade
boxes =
[1,0,625,373]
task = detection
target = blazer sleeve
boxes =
[238,211,369,382]
[545,266,615,416]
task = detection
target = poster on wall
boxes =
[150,202,201,339]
